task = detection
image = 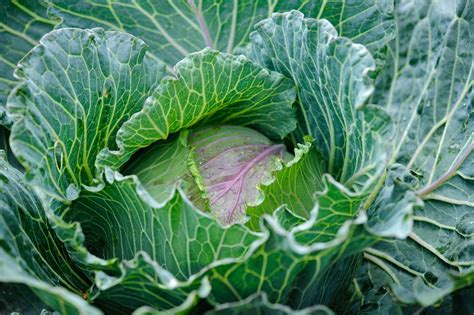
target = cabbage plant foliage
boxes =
[0,0,472,314]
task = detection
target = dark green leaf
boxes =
[8,28,165,202]
[249,11,389,188]
[68,178,259,280]
[365,165,423,239]
[0,251,101,315]
[98,49,296,171]
[58,173,256,310]
[207,176,370,305]
[0,282,52,314]
[48,0,395,69]
[288,254,362,311]
[0,0,56,126]
[45,170,374,310]
[360,0,474,307]
[0,152,99,314]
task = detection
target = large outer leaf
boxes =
[249,11,388,188]
[48,0,395,69]
[46,168,374,310]
[0,251,101,315]
[205,176,370,305]
[0,153,99,314]
[351,260,474,315]
[90,253,211,313]
[58,174,258,311]
[98,49,296,171]
[359,0,474,308]
[7,28,165,202]
[0,282,48,314]
[365,165,423,239]
[68,178,260,281]
[278,169,419,311]
[289,255,362,311]
[0,0,56,125]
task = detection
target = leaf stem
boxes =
[364,247,424,278]
[408,232,473,267]
[0,22,38,45]
[12,0,57,25]
[363,169,387,210]
[189,0,214,48]
[226,0,238,53]
[363,252,400,285]
[417,142,473,198]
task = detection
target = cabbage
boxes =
[0,1,472,314]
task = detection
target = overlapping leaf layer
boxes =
[0,0,472,314]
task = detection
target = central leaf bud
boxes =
[124,125,289,225]
[189,125,287,224]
